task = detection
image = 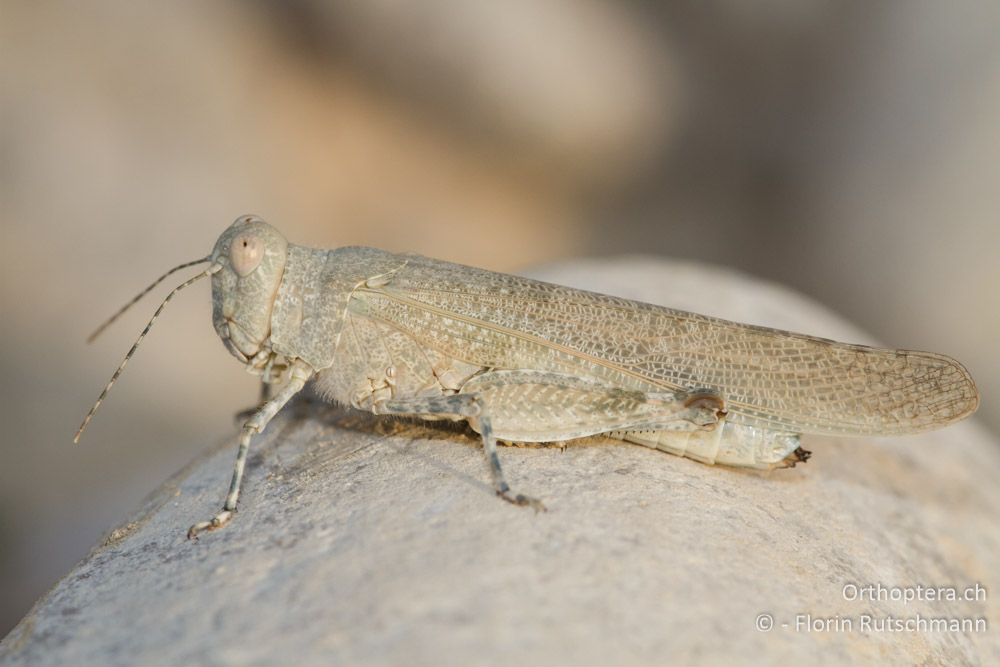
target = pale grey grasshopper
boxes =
[76,215,980,538]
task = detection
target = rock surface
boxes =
[2,258,997,666]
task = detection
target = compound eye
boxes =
[230,234,265,277]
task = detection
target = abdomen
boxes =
[608,420,803,469]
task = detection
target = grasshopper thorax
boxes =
[210,215,288,362]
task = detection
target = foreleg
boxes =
[188,360,313,538]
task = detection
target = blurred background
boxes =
[1,0,998,635]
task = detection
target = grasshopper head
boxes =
[210,215,288,362]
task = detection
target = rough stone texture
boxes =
[2,258,997,666]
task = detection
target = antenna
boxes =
[86,257,212,343]
[74,262,221,443]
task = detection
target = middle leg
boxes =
[375,393,546,511]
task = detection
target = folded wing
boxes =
[353,254,978,436]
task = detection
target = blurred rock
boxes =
[284,0,678,189]
[2,258,996,666]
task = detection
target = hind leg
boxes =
[777,446,812,468]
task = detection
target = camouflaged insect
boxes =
[76,215,980,538]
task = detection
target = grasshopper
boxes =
[76,215,980,538]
